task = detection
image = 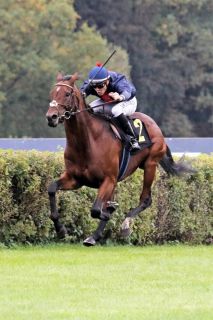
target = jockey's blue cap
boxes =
[88,66,110,84]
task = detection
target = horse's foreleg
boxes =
[48,180,66,238]
[84,194,118,247]
[83,220,108,246]
[84,202,117,247]
[121,158,157,237]
[48,172,78,238]
[91,177,117,221]
[84,178,117,246]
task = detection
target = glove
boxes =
[109,92,124,101]
[81,91,87,98]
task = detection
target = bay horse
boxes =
[46,73,191,246]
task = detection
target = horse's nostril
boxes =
[52,114,58,120]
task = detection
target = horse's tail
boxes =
[159,145,196,176]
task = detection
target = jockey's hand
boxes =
[109,92,124,101]
[81,91,87,98]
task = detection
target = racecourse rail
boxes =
[0,137,212,155]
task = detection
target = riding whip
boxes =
[89,50,117,83]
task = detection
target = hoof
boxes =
[120,217,133,238]
[83,236,96,247]
[100,210,111,221]
[57,225,67,239]
[91,209,101,219]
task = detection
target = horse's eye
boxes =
[66,92,70,97]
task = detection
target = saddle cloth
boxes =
[112,116,153,180]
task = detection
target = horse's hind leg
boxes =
[121,157,158,237]
[48,172,78,238]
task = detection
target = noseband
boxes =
[49,83,79,121]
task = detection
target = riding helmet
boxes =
[88,65,110,83]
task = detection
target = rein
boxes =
[72,99,117,115]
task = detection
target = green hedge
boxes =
[0,149,212,245]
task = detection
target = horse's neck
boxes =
[64,109,104,153]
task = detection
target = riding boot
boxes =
[115,113,141,151]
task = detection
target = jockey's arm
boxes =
[80,80,92,97]
[111,75,135,101]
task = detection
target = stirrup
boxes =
[130,139,141,151]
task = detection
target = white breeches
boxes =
[90,97,137,117]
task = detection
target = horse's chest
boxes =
[73,166,103,188]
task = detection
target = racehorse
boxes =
[46,73,192,246]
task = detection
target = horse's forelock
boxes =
[56,72,78,85]
[63,75,72,81]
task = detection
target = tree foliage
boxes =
[0,0,212,137]
[75,0,213,137]
[0,0,130,137]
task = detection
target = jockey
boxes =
[81,65,141,152]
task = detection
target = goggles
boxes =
[91,81,107,89]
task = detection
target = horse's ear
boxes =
[71,72,79,82]
[56,72,64,82]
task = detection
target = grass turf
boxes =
[0,244,213,320]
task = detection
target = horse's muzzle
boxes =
[46,114,59,127]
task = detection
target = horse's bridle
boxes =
[49,81,119,122]
[49,83,79,121]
